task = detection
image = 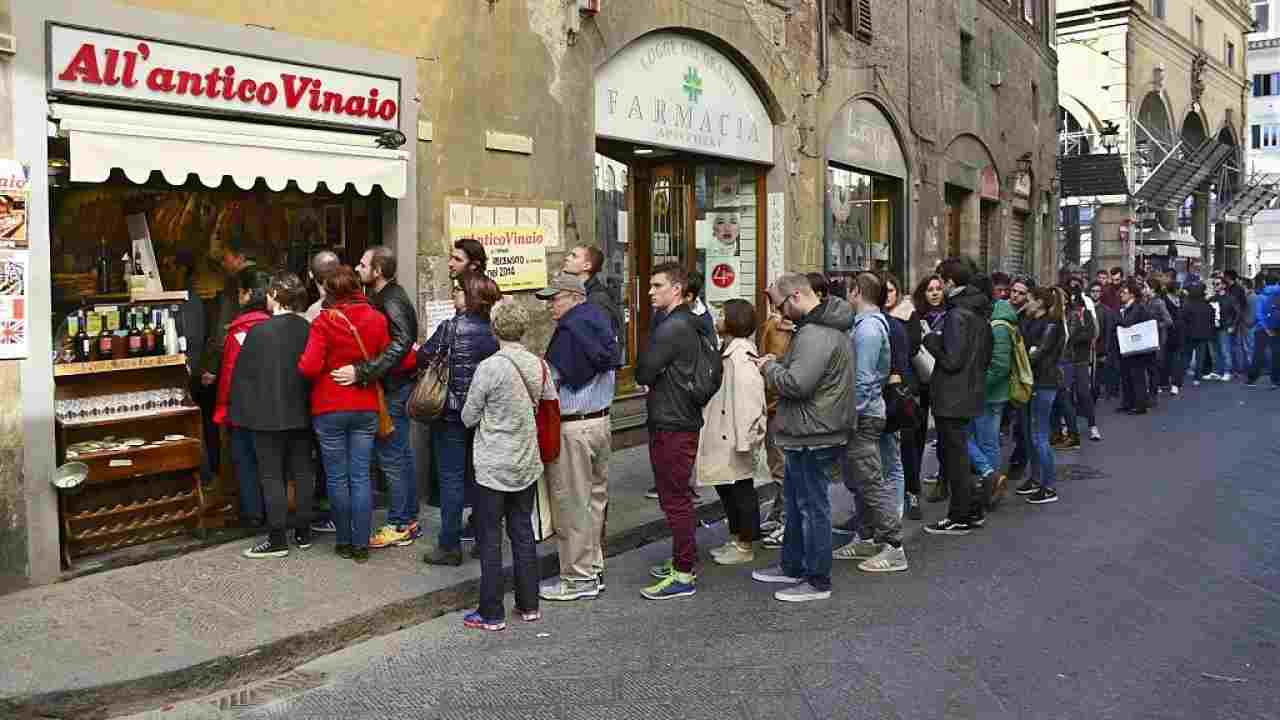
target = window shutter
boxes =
[856,0,873,40]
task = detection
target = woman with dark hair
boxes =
[879,271,922,519]
[231,272,314,558]
[1015,287,1065,505]
[908,274,947,502]
[298,266,391,562]
[1050,283,1098,449]
[415,271,501,566]
[215,267,273,527]
[695,298,767,566]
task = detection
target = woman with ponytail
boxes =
[1015,287,1065,505]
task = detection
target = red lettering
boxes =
[204,67,223,98]
[377,99,397,121]
[236,78,257,103]
[102,48,122,86]
[146,68,175,92]
[308,80,324,111]
[321,91,342,113]
[175,71,203,96]
[221,66,237,99]
[256,81,278,105]
[57,43,103,84]
[137,42,150,61]
[120,50,141,88]
[280,74,314,109]
[342,95,365,116]
[365,88,380,118]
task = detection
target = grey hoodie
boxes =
[763,297,857,449]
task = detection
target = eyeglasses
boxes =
[774,293,793,313]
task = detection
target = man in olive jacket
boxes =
[922,259,992,536]
[751,273,855,603]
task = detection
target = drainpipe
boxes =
[817,0,829,89]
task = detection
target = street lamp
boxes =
[1099,121,1120,154]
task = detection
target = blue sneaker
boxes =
[640,571,696,600]
[462,611,506,632]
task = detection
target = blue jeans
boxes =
[230,427,263,525]
[1250,328,1280,384]
[432,420,474,551]
[781,446,840,592]
[966,401,1006,479]
[1028,388,1057,489]
[378,383,417,526]
[314,411,378,549]
[878,431,904,519]
[1216,330,1235,375]
[1243,327,1256,370]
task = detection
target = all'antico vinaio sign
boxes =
[48,25,400,132]
[595,33,773,164]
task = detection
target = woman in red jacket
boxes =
[298,266,390,563]
[216,268,272,527]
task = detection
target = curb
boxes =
[0,498,738,720]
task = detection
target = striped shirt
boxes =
[553,367,616,416]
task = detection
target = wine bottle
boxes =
[96,239,111,294]
[95,313,113,360]
[127,309,144,357]
[75,311,91,362]
[143,309,158,356]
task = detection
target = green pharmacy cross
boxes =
[682,67,703,103]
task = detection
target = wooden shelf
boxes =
[67,490,197,521]
[129,290,189,303]
[54,354,187,377]
[68,505,202,542]
[56,405,198,430]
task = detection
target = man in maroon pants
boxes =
[635,262,717,600]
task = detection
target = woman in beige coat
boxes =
[696,299,768,565]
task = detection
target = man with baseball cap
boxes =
[536,272,621,601]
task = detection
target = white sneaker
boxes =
[1203,373,1221,381]
[1193,380,1201,386]
[858,544,908,573]
[762,525,785,549]
[1221,373,1232,382]
[1089,426,1102,442]
[1170,386,1180,396]
[708,540,737,558]
[712,543,755,565]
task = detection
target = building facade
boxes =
[1057,0,1253,278]
[0,0,1058,589]
[1246,1,1280,276]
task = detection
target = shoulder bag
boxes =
[407,319,453,422]
[500,354,561,464]
[912,318,936,382]
[327,309,394,438]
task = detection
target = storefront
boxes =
[9,0,418,578]
[943,134,1001,269]
[593,31,776,391]
[824,98,909,282]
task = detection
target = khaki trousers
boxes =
[545,415,611,581]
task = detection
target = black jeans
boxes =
[1249,329,1280,384]
[936,416,974,523]
[714,479,760,543]
[1008,404,1028,470]
[474,483,539,623]
[253,428,315,538]
[1120,355,1151,411]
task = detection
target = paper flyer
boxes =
[0,249,30,359]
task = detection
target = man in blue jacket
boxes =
[1247,273,1280,388]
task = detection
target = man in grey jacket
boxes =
[751,273,856,603]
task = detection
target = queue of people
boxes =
[211,235,1280,626]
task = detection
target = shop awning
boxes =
[1132,139,1235,210]
[1217,174,1280,224]
[51,103,408,198]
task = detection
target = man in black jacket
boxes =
[634,262,711,601]
[333,246,420,549]
[1113,279,1154,414]
[922,259,992,536]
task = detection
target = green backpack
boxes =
[992,319,1033,406]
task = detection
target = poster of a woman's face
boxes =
[712,212,740,252]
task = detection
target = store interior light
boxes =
[634,147,653,155]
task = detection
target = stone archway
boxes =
[1214,126,1242,270]
[1179,110,1212,257]
[942,134,1000,267]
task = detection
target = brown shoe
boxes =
[989,473,1009,509]
[423,547,463,566]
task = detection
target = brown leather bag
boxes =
[406,320,452,421]
[327,309,394,438]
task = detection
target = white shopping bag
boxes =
[1117,319,1159,357]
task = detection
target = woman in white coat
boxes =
[696,299,768,565]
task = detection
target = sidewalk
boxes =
[0,444,787,719]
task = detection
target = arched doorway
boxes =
[1180,111,1211,264]
[824,98,909,280]
[593,31,777,389]
[1213,126,1241,271]
[943,134,1002,270]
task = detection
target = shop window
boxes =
[825,165,899,278]
[695,163,760,313]
[960,32,975,87]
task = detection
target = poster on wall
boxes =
[0,160,31,249]
[708,212,740,257]
[706,257,740,302]
[714,171,740,209]
[450,226,549,292]
[0,249,30,360]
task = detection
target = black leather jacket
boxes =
[417,311,498,423]
[635,304,709,433]
[922,286,992,420]
[585,273,623,342]
[356,281,418,393]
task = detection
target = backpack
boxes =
[992,319,1033,406]
[685,321,724,408]
[1266,292,1280,332]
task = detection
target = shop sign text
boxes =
[50,26,400,132]
[596,33,772,164]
